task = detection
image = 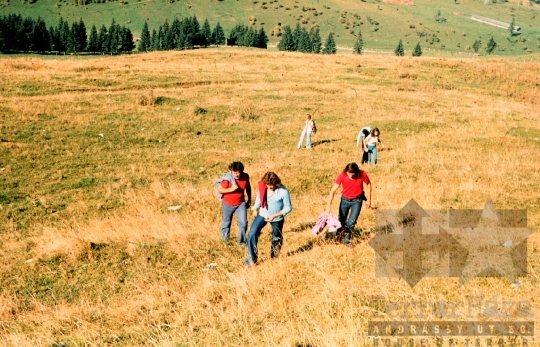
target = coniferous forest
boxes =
[0,14,269,54]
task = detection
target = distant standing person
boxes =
[297,114,315,149]
[364,128,382,165]
[357,126,372,164]
[216,161,251,245]
[325,162,372,246]
[246,172,292,266]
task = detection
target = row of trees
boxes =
[394,40,423,56]
[227,25,269,49]
[394,36,497,56]
[276,24,341,54]
[0,14,134,54]
[138,16,227,52]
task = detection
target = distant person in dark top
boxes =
[357,126,372,164]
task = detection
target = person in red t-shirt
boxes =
[216,162,252,245]
[325,162,372,246]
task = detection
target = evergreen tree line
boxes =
[138,16,228,52]
[277,24,324,53]
[276,24,338,54]
[226,24,268,49]
[0,14,134,54]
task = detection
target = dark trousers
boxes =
[245,215,284,266]
[338,196,363,244]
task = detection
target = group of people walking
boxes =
[297,114,382,166]
[216,160,372,267]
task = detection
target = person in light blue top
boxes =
[246,172,292,266]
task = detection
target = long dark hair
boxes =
[371,128,380,137]
[342,162,361,179]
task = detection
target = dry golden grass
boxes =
[0,49,539,346]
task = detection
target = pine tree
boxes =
[69,21,79,52]
[48,26,56,52]
[119,26,135,52]
[161,19,170,49]
[190,16,201,46]
[32,17,50,52]
[64,21,75,53]
[243,27,257,47]
[170,18,182,48]
[485,36,497,54]
[353,30,363,54]
[412,42,422,56]
[472,39,481,53]
[59,19,71,53]
[53,18,65,52]
[297,28,312,53]
[163,18,178,50]
[227,24,245,46]
[394,39,404,56]
[255,26,269,49]
[19,17,34,52]
[292,23,302,51]
[309,26,322,53]
[322,32,336,54]
[180,17,196,49]
[72,18,87,52]
[212,22,226,46]
[107,19,119,54]
[156,26,164,50]
[87,24,99,52]
[150,29,158,51]
[509,17,515,36]
[200,19,211,47]
[277,25,295,51]
[139,21,151,52]
[98,24,108,53]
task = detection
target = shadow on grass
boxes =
[288,221,315,233]
[285,227,374,258]
[311,138,338,147]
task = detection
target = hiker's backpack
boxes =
[312,120,317,134]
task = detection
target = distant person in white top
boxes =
[356,126,372,147]
[363,128,382,165]
[297,114,314,149]
[357,126,372,164]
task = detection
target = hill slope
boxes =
[0,49,540,345]
[2,0,540,55]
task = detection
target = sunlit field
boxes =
[0,48,539,346]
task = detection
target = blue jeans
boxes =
[297,130,312,148]
[245,215,284,266]
[367,145,377,165]
[338,196,363,244]
[221,201,247,244]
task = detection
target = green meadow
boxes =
[2,0,540,55]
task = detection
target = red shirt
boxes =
[222,173,250,207]
[335,171,370,199]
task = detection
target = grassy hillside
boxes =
[0,49,539,345]
[1,0,540,55]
